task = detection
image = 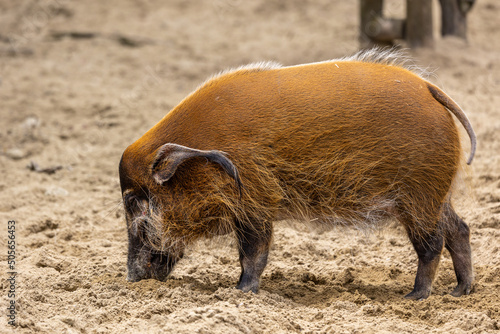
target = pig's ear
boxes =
[151,143,242,195]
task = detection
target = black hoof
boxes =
[404,288,431,300]
[236,282,259,293]
[450,283,472,297]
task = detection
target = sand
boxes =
[0,0,499,333]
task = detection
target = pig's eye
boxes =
[123,194,138,210]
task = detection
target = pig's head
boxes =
[119,143,242,282]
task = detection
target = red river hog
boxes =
[119,48,476,300]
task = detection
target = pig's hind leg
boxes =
[396,205,444,300]
[441,202,473,297]
[405,228,444,300]
[234,220,273,293]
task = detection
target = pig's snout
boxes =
[127,247,179,283]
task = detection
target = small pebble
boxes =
[5,148,27,160]
[23,116,40,129]
[45,186,69,197]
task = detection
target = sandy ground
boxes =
[0,0,499,333]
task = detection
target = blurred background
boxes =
[0,1,499,333]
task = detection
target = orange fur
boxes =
[119,50,475,253]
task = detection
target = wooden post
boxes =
[439,0,475,39]
[360,0,386,47]
[406,0,434,48]
[360,0,404,48]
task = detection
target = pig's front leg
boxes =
[235,220,273,293]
